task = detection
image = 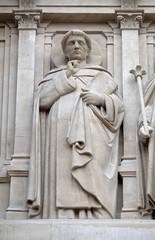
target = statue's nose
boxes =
[74,41,80,49]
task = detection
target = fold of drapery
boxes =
[67,96,93,167]
[66,78,124,218]
[27,70,77,218]
[26,65,124,219]
[27,89,42,218]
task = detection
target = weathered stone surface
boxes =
[0,3,155,240]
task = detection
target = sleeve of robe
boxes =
[39,70,76,110]
[26,70,76,218]
[90,93,124,133]
[89,70,124,133]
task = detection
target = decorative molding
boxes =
[121,0,135,9]
[19,0,36,9]
[116,10,144,30]
[11,154,30,160]
[15,14,40,29]
[119,170,136,178]
[147,35,155,45]
[0,166,10,182]
[7,169,28,177]
[105,35,114,45]
[118,155,137,178]
[7,207,28,212]
[13,10,42,30]
[121,155,136,160]
[7,154,29,177]
[121,208,139,212]
[107,21,119,30]
[117,14,142,29]
[141,21,152,30]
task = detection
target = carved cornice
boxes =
[13,10,42,30]
[116,10,144,30]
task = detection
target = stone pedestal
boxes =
[0,219,155,240]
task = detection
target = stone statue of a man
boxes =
[137,74,155,217]
[27,29,124,219]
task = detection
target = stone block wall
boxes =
[0,0,155,220]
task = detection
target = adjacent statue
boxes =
[27,29,124,219]
[138,74,155,217]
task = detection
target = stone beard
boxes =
[26,30,124,219]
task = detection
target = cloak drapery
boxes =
[137,74,155,216]
[27,65,124,219]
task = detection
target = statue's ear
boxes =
[64,49,69,60]
[65,52,69,59]
[87,47,91,56]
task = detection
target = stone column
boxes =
[6,10,41,219]
[147,34,155,77]
[116,10,144,218]
[106,34,114,76]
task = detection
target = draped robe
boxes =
[137,74,155,216]
[27,65,124,219]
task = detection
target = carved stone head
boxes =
[61,29,92,61]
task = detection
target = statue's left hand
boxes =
[138,125,153,144]
[80,88,105,106]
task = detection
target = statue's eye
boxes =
[79,41,84,45]
[68,41,75,45]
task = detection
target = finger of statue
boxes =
[68,61,74,70]
[72,67,79,73]
[71,60,80,68]
[81,87,89,92]
[80,92,88,97]
[81,93,91,99]
[82,96,91,103]
[82,95,90,100]
[67,61,72,67]
[86,100,92,105]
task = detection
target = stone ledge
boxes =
[0,219,155,240]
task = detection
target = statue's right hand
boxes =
[139,125,153,144]
[65,60,80,78]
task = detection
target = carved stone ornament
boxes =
[117,13,143,29]
[19,0,36,9]
[15,13,40,29]
[121,0,135,9]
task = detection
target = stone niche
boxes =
[0,0,155,239]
